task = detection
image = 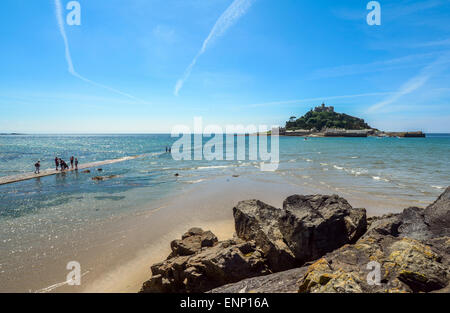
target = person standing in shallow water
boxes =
[70,156,74,169]
[75,158,78,170]
[34,161,40,174]
[55,157,59,171]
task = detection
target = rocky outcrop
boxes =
[233,195,366,271]
[296,235,449,293]
[140,228,269,293]
[141,188,449,293]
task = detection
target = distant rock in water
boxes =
[141,188,450,293]
[92,175,118,181]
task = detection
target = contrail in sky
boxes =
[54,0,145,102]
[174,0,256,96]
[368,53,450,112]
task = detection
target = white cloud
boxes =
[310,52,437,79]
[174,0,256,96]
[247,92,397,108]
[368,53,450,112]
[54,0,147,103]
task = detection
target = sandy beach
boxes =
[17,173,418,293]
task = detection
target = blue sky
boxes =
[0,0,449,133]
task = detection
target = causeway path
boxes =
[0,155,143,186]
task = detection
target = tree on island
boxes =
[285,104,372,131]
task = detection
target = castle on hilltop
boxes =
[313,103,334,113]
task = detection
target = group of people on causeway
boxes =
[34,156,79,174]
[56,156,78,171]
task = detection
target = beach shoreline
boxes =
[40,175,438,293]
[0,170,446,293]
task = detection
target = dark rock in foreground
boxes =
[210,267,308,293]
[280,195,366,262]
[141,188,450,293]
[296,235,449,293]
[233,195,366,271]
[140,228,269,293]
[233,200,297,272]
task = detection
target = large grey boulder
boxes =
[279,195,367,264]
[233,200,297,271]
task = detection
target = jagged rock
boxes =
[296,235,449,293]
[298,258,363,293]
[233,200,297,271]
[424,187,450,237]
[279,194,367,263]
[140,230,269,293]
[210,267,308,293]
[387,238,448,292]
[169,227,218,257]
[364,187,450,241]
[365,213,401,237]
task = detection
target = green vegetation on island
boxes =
[285,103,371,131]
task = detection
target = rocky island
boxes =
[280,103,425,138]
[140,187,449,293]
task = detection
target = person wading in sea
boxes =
[55,157,59,171]
[34,161,41,174]
[70,156,74,169]
[75,158,79,170]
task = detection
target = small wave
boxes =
[333,165,344,170]
[372,176,390,182]
[305,159,312,162]
[349,168,367,176]
[197,165,231,170]
[431,185,444,190]
[350,156,359,159]
[320,163,328,166]
[185,179,206,184]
